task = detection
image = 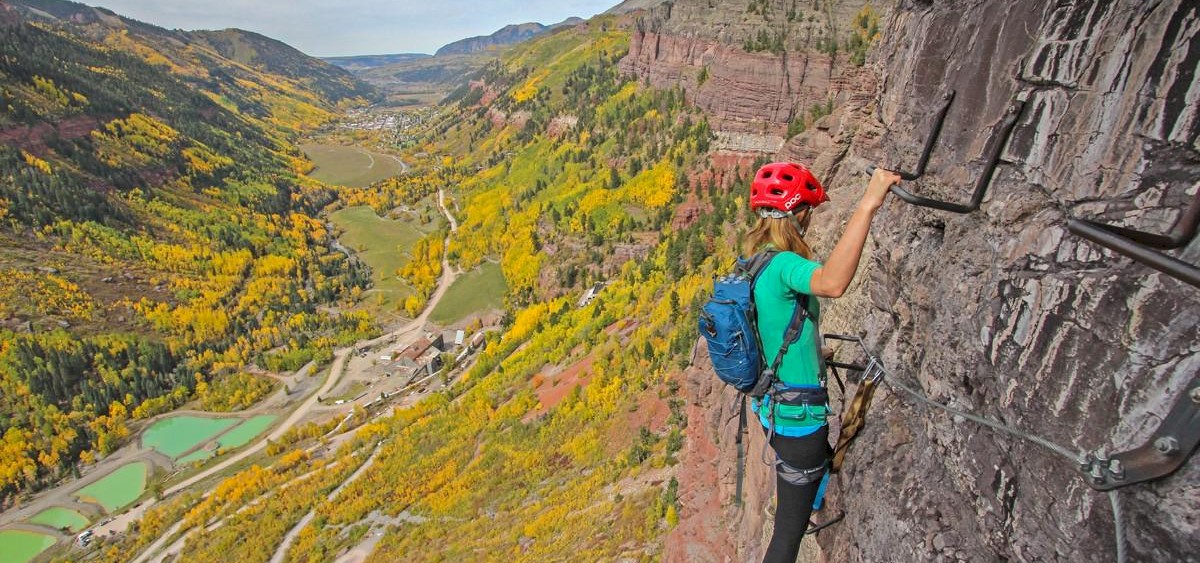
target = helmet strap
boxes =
[788,208,809,237]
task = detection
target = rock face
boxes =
[647,1,1200,562]
[618,0,873,138]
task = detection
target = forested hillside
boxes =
[79,14,755,562]
[0,0,376,501]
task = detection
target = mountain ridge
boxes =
[7,0,373,103]
[434,17,584,56]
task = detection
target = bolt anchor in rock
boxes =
[1108,459,1125,481]
[1154,436,1180,455]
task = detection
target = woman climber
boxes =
[744,162,901,563]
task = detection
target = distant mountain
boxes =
[434,17,583,56]
[7,0,373,103]
[323,53,432,72]
[188,29,376,101]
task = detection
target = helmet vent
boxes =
[762,171,772,178]
[782,174,794,181]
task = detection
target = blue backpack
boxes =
[698,250,815,508]
[698,251,809,398]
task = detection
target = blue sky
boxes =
[86,1,619,57]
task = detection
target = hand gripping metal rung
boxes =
[866,91,957,181]
[1080,372,1200,491]
[888,99,1027,213]
[1067,189,1200,289]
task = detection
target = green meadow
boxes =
[300,143,405,188]
[430,262,507,325]
[330,205,432,316]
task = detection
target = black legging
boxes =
[762,425,831,563]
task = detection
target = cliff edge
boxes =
[635,1,1199,561]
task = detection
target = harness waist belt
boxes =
[775,458,829,486]
[772,386,829,407]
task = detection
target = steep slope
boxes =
[0,0,373,501]
[84,14,726,562]
[605,0,671,15]
[435,22,549,56]
[32,1,1197,562]
[187,28,376,102]
[619,0,875,150]
[8,0,373,123]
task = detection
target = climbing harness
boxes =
[719,255,811,505]
[775,458,828,486]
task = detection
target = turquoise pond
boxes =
[29,506,88,532]
[142,416,238,458]
[216,415,277,449]
[0,530,56,563]
[74,461,147,513]
[152,412,276,465]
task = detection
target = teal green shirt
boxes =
[751,251,828,435]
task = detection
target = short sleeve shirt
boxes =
[751,251,828,435]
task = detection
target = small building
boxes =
[578,281,609,308]
[396,333,444,368]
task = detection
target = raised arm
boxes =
[808,169,901,298]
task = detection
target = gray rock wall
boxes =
[665,1,1199,562]
[813,1,1198,561]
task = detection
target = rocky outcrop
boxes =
[619,0,873,139]
[666,0,1199,562]
[815,3,1199,561]
[0,2,19,27]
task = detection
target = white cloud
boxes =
[85,0,617,56]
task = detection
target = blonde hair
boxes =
[742,210,814,259]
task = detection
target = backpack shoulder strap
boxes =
[768,295,810,374]
[739,249,780,282]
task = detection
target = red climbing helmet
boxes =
[749,162,828,215]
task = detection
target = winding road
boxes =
[129,186,461,562]
[163,188,457,497]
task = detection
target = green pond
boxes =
[142,416,238,458]
[29,507,88,532]
[217,415,277,449]
[176,448,213,466]
[75,462,147,513]
[0,530,56,563]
